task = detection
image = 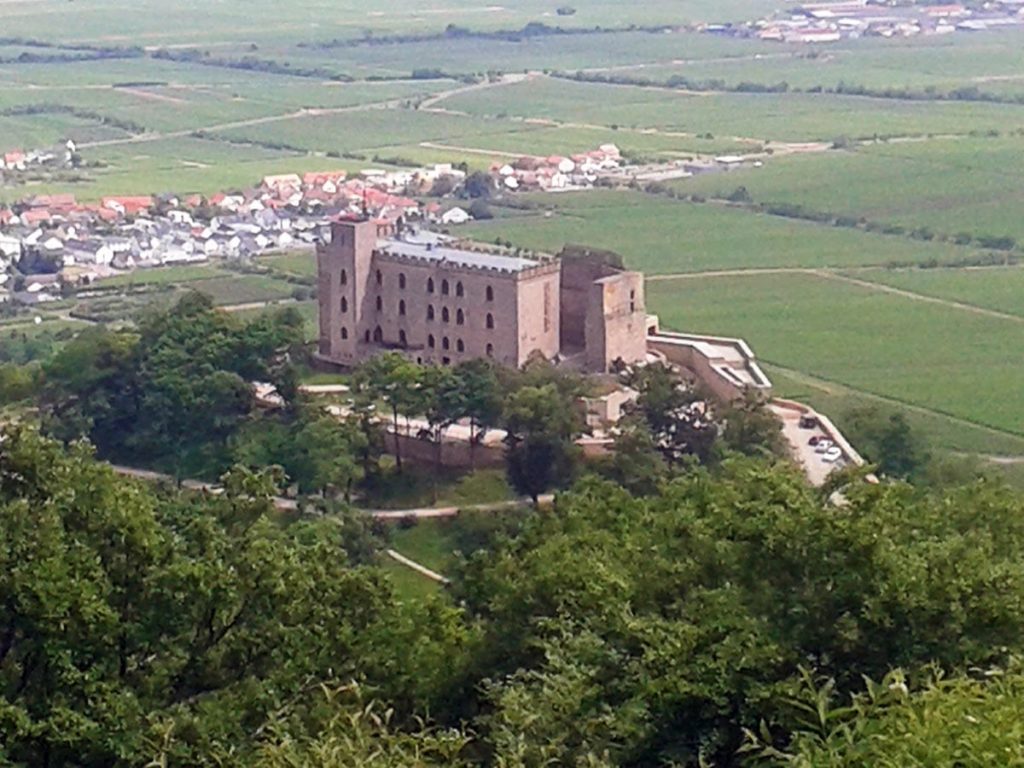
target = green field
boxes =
[463,191,990,273]
[648,272,1024,445]
[679,137,1024,243]
[435,76,1024,142]
[853,266,1024,317]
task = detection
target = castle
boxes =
[316,217,648,372]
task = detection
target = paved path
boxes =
[108,463,547,518]
[386,549,450,584]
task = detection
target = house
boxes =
[262,174,302,191]
[2,151,26,171]
[0,233,21,260]
[102,196,153,217]
[440,207,472,225]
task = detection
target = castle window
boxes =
[373,326,383,343]
[375,269,382,287]
[399,330,408,347]
[441,279,449,296]
[340,269,347,286]
[442,307,450,323]
[427,278,434,293]
[456,339,465,353]
[456,308,465,326]
[428,334,435,349]
[456,281,464,298]
[399,273,407,290]
[442,357,451,366]
[442,337,450,351]
[486,285,494,302]
[341,327,348,340]
[427,305,435,321]
[364,330,370,343]
[486,343,494,358]
[376,295,383,312]
[486,312,494,330]
[630,289,636,313]
[340,296,348,313]
[399,299,406,316]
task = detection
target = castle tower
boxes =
[317,217,376,365]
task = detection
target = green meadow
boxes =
[462,191,989,273]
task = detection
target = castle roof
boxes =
[377,233,540,274]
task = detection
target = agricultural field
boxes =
[463,190,991,273]
[647,271,1024,450]
[851,265,1024,318]
[433,75,1024,142]
[678,137,1024,243]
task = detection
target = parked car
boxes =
[808,435,820,446]
[799,415,819,429]
[823,447,843,463]
[815,440,834,454]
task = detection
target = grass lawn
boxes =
[462,191,987,273]
[96,263,229,287]
[182,274,298,305]
[258,250,317,278]
[648,271,1024,441]
[360,465,515,511]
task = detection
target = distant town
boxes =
[706,0,1024,43]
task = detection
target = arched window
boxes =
[399,273,407,290]
[375,296,382,312]
[456,308,465,326]
[427,278,434,293]
[427,305,435,321]
[486,285,494,302]
[399,330,408,347]
[456,281,464,298]
[340,296,348,313]
[428,334,435,349]
[340,269,347,286]
[373,326,383,343]
[364,330,371,343]
[441,279,449,296]
[442,307,450,323]
[442,337,450,351]
[375,269,382,287]
[486,312,494,330]
[341,327,348,340]
[486,343,494,358]
[630,289,636,312]
[399,299,406,316]
[456,339,465,353]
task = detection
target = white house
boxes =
[440,207,472,225]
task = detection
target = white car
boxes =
[823,447,843,463]
[814,440,834,454]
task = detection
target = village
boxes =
[0,143,660,305]
[707,0,1024,44]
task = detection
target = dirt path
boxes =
[386,549,451,584]
[815,271,1024,324]
[419,71,532,110]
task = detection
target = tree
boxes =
[0,425,406,766]
[453,359,503,469]
[354,352,425,473]
[420,365,466,501]
[598,414,668,495]
[454,464,1024,765]
[719,392,786,458]
[626,362,718,466]
[462,170,495,199]
[746,666,1024,766]
[843,405,929,479]
[503,383,582,505]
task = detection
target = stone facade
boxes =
[317,218,645,372]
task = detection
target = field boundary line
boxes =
[814,270,1024,323]
[761,362,1024,446]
